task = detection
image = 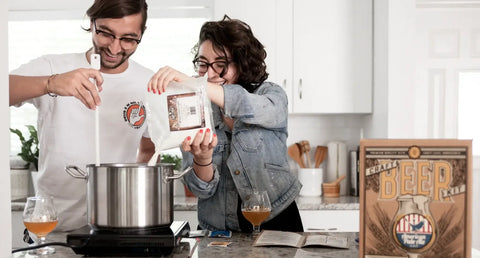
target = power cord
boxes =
[12,227,79,254]
[12,242,71,253]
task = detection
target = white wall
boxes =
[364,0,417,139]
[287,114,365,151]
[370,0,480,249]
[386,1,417,138]
[1,1,12,257]
[363,0,389,139]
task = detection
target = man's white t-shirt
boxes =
[11,53,154,231]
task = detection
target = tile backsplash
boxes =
[287,114,367,152]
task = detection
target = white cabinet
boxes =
[300,210,359,232]
[278,0,373,113]
[214,0,372,114]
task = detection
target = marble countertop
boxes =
[12,195,359,212]
[174,195,359,211]
[11,227,480,257]
[11,201,27,212]
[12,229,360,257]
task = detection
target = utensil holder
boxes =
[322,183,340,197]
[298,168,324,197]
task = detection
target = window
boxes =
[9,17,208,155]
[458,71,480,156]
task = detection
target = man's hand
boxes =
[49,68,104,110]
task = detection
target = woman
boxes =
[148,15,303,232]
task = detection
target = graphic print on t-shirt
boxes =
[123,101,146,129]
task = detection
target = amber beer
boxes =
[242,207,271,226]
[24,220,58,238]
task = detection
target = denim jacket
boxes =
[182,81,301,231]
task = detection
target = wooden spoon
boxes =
[323,175,346,186]
[288,144,306,168]
[314,146,328,168]
[296,142,307,168]
[300,140,312,168]
[296,142,305,167]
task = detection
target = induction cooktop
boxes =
[66,221,190,257]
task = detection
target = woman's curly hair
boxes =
[192,15,268,93]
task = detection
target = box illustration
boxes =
[359,139,472,258]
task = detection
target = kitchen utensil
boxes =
[323,175,346,186]
[300,140,312,168]
[326,141,348,195]
[314,146,328,168]
[296,142,307,167]
[91,53,101,166]
[288,144,306,168]
[65,163,191,230]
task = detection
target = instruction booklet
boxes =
[253,230,348,249]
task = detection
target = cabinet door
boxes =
[213,0,278,83]
[291,0,372,113]
[300,210,359,232]
[276,0,294,112]
[214,0,372,113]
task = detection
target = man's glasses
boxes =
[93,20,141,50]
[193,58,230,78]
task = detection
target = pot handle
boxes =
[165,166,193,182]
[65,165,88,179]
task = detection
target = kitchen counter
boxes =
[173,195,359,211]
[11,201,27,212]
[12,230,360,257]
[12,196,359,247]
[12,196,359,212]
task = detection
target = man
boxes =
[10,0,156,231]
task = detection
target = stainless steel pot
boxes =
[65,163,191,230]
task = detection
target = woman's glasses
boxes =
[93,20,141,50]
[193,58,230,78]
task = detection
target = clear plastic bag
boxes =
[145,76,214,165]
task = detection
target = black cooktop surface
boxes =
[66,221,190,257]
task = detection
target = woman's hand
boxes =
[182,128,217,163]
[148,66,190,94]
[182,129,217,182]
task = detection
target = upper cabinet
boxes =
[214,0,372,114]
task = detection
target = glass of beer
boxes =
[241,190,271,235]
[23,196,58,255]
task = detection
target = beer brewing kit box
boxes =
[359,139,472,258]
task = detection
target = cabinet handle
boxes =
[298,78,303,99]
[282,79,287,89]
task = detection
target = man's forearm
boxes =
[9,75,49,106]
